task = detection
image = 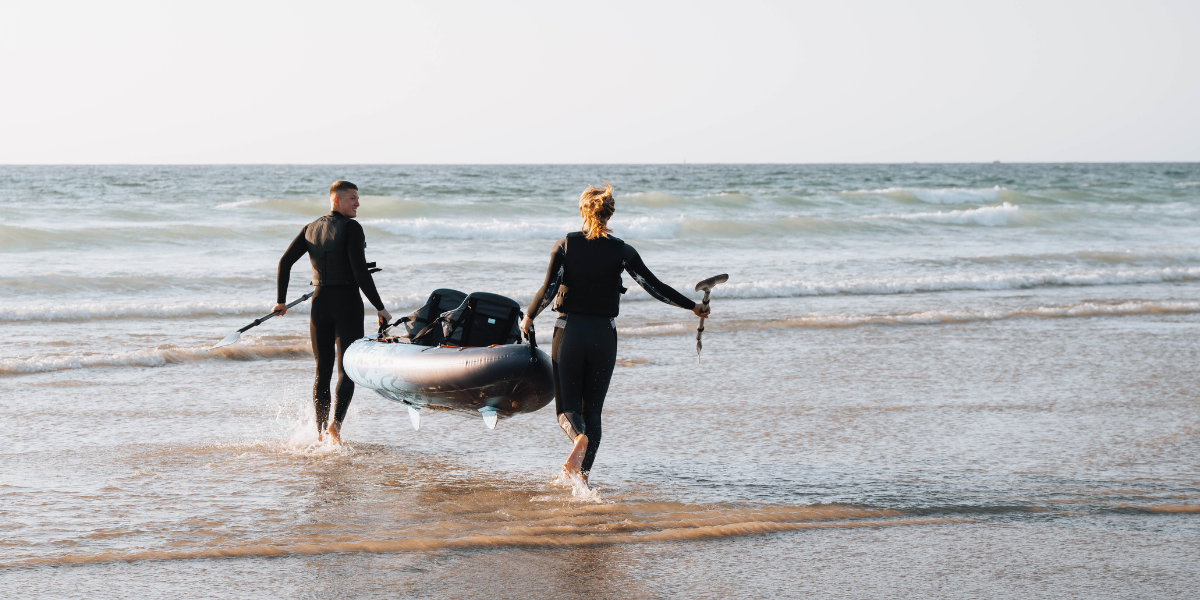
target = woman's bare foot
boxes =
[562,433,588,477]
[327,421,343,445]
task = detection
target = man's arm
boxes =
[274,226,309,313]
[346,221,390,326]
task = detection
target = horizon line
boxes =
[2,161,1199,167]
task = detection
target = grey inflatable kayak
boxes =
[343,337,553,430]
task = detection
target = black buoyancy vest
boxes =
[553,232,628,317]
[304,213,358,286]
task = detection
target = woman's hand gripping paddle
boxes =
[694,274,728,363]
[211,292,313,349]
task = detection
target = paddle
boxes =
[693,274,728,363]
[211,292,313,349]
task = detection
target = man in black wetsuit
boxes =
[274,180,391,445]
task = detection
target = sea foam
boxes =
[0,293,433,322]
[217,196,429,218]
[695,266,1200,300]
[843,186,1005,204]
[0,300,301,322]
[6,267,1197,322]
[0,340,312,375]
[363,216,682,240]
[616,300,1200,337]
[858,203,1024,226]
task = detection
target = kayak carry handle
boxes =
[380,315,410,337]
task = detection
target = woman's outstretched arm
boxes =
[622,244,698,311]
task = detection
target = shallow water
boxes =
[2,164,1198,598]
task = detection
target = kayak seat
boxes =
[441,292,524,347]
[399,288,468,346]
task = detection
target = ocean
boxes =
[1,164,1198,598]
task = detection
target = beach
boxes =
[1,163,1198,598]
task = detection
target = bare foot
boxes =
[327,421,343,446]
[561,433,588,477]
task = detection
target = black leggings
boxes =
[310,285,365,432]
[552,314,618,474]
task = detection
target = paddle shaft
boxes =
[692,273,727,364]
[240,292,313,333]
[695,289,712,362]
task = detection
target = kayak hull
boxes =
[343,338,554,421]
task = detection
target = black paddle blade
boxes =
[695,274,729,293]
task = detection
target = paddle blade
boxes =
[211,331,241,349]
[695,274,729,292]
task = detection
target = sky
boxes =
[1,1,1198,164]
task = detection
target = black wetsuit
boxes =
[527,232,695,474]
[277,211,385,432]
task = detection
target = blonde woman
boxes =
[522,183,709,487]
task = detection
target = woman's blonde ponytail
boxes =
[579,182,616,240]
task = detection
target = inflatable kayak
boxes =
[343,289,553,430]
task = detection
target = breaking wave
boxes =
[616,301,1200,337]
[626,266,1200,303]
[0,222,300,250]
[0,339,312,375]
[217,195,430,218]
[950,248,1200,266]
[8,299,1191,372]
[0,300,300,322]
[843,186,1005,204]
[858,203,1025,226]
[767,300,1200,330]
[619,191,682,206]
[363,216,683,240]
[7,267,1198,322]
[0,294,432,322]
[0,274,271,296]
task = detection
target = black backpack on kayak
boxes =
[391,289,524,347]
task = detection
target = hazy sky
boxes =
[2,1,1197,164]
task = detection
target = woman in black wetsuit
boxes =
[522,183,709,487]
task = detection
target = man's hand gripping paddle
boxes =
[211,292,313,349]
[694,274,728,363]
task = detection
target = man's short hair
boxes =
[329,180,358,196]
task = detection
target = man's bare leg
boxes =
[327,420,343,445]
[562,433,588,480]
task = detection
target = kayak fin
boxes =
[407,406,421,431]
[479,407,499,430]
